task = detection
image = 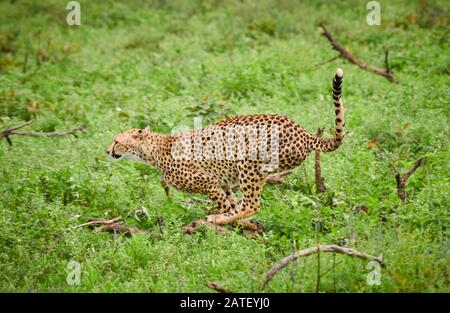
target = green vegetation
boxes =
[0,0,448,292]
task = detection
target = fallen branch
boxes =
[395,157,426,201]
[65,216,158,237]
[0,121,86,145]
[319,22,397,82]
[207,282,231,293]
[315,128,326,193]
[66,217,122,231]
[263,244,383,288]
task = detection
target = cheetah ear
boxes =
[141,127,150,136]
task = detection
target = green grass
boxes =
[0,0,449,292]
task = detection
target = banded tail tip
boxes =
[336,68,343,78]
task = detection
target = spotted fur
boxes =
[107,69,345,233]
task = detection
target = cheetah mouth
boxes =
[111,152,122,159]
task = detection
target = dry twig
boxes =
[207,282,231,293]
[66,217,122,231]
[315,54,340,67]
[0,121,86,145]
[263,244,383,288]
[319,22,397,82]
[395,157,426,201]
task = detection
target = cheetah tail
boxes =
[316,68,345,152]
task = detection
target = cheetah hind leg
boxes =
[189,169,266,234]
[183,182,233,234]
[183,186,264,235]
[223,185,265,234]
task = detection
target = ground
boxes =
[0,0,448,292]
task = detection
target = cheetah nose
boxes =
[106,149,110,155]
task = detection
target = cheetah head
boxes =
[107,128,149,161]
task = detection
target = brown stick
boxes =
[207,282,231,293]
[263,244,383,288]
[315,54,340,67]
[66,217,122,231]
[315,128,326,193]
[395,157,426,201]
[0,121,86,145]
[319,22,397,82]
[65,216,158,237]
[11,124,86,137]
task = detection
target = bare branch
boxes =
[64,216,158,237]
[319,22,397,82]
[0,121,86,145]
[65,217,122,231]
[395,157,426,201]
[263,244,383,288]
[315,54,340,67]
[11,124,86,137]
[207,282,231,293]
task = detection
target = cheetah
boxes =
[107,68,345,234]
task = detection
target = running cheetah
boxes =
[107,68,345,233]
